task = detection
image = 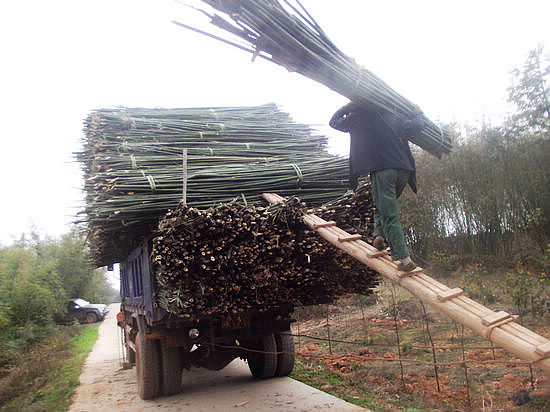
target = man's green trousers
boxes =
[370,168,411,261]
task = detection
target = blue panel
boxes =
[121,239,167,324]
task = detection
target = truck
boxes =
[117,239,296,400]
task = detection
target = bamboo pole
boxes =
[182,148,188,206]
[262,192,550,375]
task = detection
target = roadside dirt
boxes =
[68,305,366,411]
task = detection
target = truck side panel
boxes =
[121,242,161,323]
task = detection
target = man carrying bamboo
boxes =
[329,102,424,272]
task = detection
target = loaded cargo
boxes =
[78,105,379,399]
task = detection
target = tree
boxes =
[507,45,550,137]
[0,228,117,350]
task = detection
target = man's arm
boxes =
[401,107,425,137]
[329,102,363,132]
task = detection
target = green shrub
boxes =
[460,264,497,305]
[431,251,461,273]
[503,264,549,318]
[8,281,56,327]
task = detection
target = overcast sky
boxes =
[0,0,549,246]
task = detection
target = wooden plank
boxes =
[338,234,362,242]
[437,288,464,302]
[481,311,510,326]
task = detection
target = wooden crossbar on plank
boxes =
[397,267,424,279]
[367,250,389,258]
[437,288,464,302]
[312,220,337,229]
[338,234,362,242]
[535,342,550,360]
[485,315,518,340]
[481,311,511,326]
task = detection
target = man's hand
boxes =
[329,102,364,132]
[349,174,359,191]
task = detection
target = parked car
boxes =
[67,298,109,323]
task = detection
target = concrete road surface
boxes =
[69,304,366,411]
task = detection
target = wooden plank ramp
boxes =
[262,192,550,374]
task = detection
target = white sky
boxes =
[0,0,549,246]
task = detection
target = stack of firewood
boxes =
[153,186,378,318]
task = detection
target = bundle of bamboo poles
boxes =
[175,0,452,157]
[153,190,378,318]
[77,104,350,265]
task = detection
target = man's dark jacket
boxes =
[329,102,424,193]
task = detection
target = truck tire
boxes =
[86,312,98,323]
[125,329,136,364]
[274,332,295,376]
[160,340,183,396]
[126,345,136,365]
[247,333,277,379]
[136,332,161,400]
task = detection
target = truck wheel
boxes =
[86,312,98,323]
[126,345,136,365]
[124,329,136,364]
[160,340,183,396]
[274,332,295,376]
[136,332,161,400]
[247,333,277,379]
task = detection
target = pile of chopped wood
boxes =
[153,185,378,318]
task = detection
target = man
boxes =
[329,102,424,272]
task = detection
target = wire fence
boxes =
[196,285,547,410]
[283,285,549,411]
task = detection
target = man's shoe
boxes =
[397,257,416,272]
[373,236,385,251]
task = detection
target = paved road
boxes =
[69,304,366,411]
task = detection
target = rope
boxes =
[291,163,304,186]
[120,140,129,153]
[146,175,157,192]
[289,332,504,351]
[205,341,533,368]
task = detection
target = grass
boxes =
[37,324,99,411]
[291,358,424,411]
[0,323,99,412]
